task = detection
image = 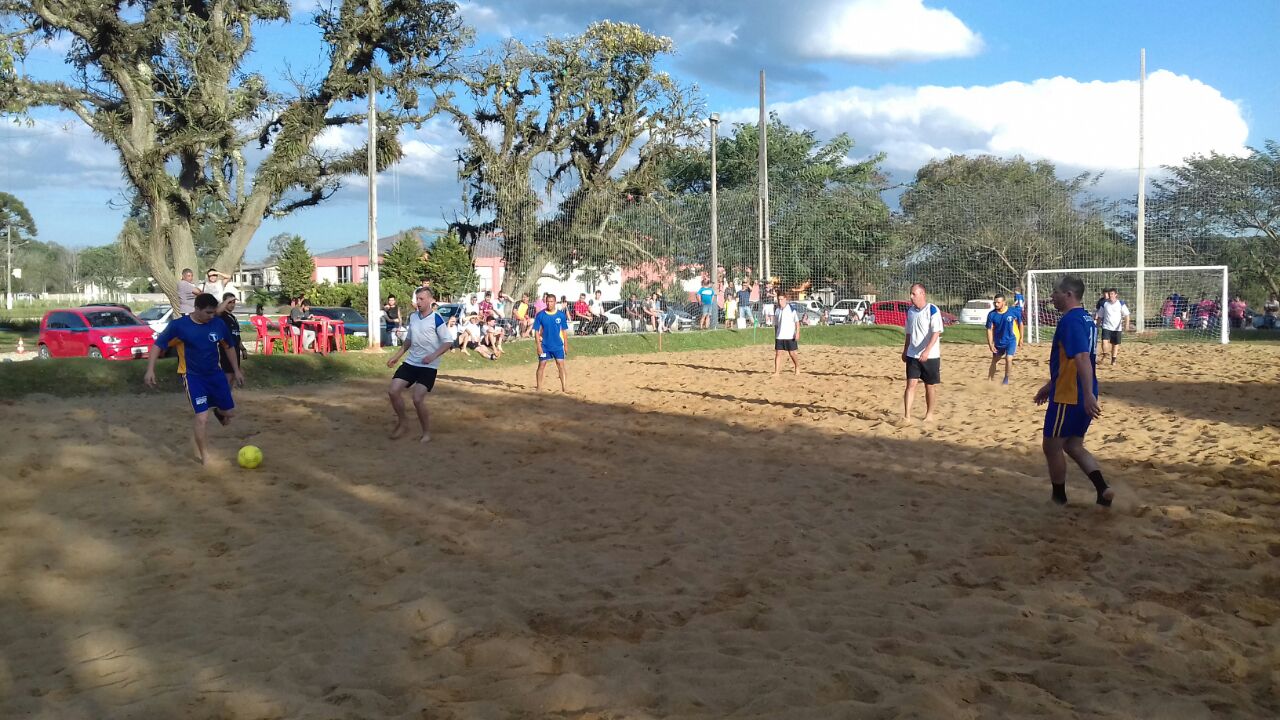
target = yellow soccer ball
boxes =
[237,445,263,469]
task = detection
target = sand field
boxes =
[1,341,1278,719]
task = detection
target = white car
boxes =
[960,299,995,325]
[828,298,871,325]
[137,304,175,334]
[602,304,694,333]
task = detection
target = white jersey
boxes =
[404,311,452,369]
[775,305,799,340]
[1097,300,1130,331]
[905,303,944,359]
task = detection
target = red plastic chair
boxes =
[279,315,301,353]
[329,319,347,352]
[250,315,285,355]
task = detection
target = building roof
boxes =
[312,232,425,259]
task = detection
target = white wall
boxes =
[535,263,625,301]
[315,266,340,284]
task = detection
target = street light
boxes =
[709,113,720,294]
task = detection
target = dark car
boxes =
[309,307,384,340]
[38,306,156,360]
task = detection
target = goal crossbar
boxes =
[1025,265,1229,345]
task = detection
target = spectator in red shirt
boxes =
[572,294,591,332]
[1228,296,1248,329]
[479,291,495,322]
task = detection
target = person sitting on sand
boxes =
[385,287,452,444]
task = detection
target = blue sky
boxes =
[2,0,1275,260]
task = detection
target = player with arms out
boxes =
[143,292,245,465]
[386,287,453,444]
[1034,275,1113,507]
[985,293,1022,384]
[533,292,570,392]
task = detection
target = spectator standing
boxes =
[218,293,244,386]
[1264,294,1280,329]
[1161,296,1176,328]
[479,291,495,322]
[737,282,754,327]
[176,268,200,316]
[624,293,642,332]
[762,282,776,327]
[202,268,237,303]
[383,295,403,346]
[515,293,533,337]
[698,279,716,330]
[1228,295,1247,329]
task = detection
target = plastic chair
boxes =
[279,315,301,353]
[329,319,347,352]
[250,315,285,355]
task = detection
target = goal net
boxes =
[1026,266,1229,345]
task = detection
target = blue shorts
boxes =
[994,342,1017,357]
[702,303,715,317]
[538,346,565,361]
[1044,401,1091,438]
[186,371,234,414]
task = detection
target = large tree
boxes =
[1146,142,1280,297]
[0,191,37,243]
[437,21,701,297]
[899,155,1129,301]
[1,0,467,307]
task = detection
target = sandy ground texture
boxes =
[1,342,1278,719]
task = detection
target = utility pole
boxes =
[1135,48,1147,333]
[5,224,12,311]
[709,113,720,293]
[758,70,771,283]
[366,75,382,350]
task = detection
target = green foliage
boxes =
[76,244,127,292]
[1147,141,1280,299]
[4,1,467,308]
[423,232,477,300]
[276,235,315,301]
[898,155,1130,301]
[344,335,369,351]
[11,239,74,294]
[381,231,428,287]
[265,233,293,263]
[305,282,353,308]
[0,191,37,242]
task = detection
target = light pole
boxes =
[709,113,720,294]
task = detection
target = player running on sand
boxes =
[986,293,1022,384]
[1034,275,1113,507]
[533,292,570,392]
[144,292,244,465]
[385,287,453,443]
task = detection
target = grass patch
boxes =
[0,327,40,354]
[0,323,1029,400]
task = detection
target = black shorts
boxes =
[392,363,438,390]
[775,338,798,351]
[906,357,941,385]
[1102,329,1123,345]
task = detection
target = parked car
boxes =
[137,304,175,334]
[37,306,156,360]
[310,306,383,340]
[870,300,958,327]
[789,302,824,327]
[960,299,995,325]
[80,302,132,311]
[828,298,872,325]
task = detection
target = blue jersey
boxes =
[1013,293,1025,307]
[1049,307,1098,405]
[533,310,569,352]
[155,315,228,377]
[698,286,715,305]
[986,306,1022,347]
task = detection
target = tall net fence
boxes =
[451,158,1278,341]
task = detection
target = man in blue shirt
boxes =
[533,292,570,392]
[1034,275,1112,507]
[697,279,716,330]
[144,292,244,465]
[985,293,1023,384]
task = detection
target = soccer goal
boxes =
[1025,266,1229,345]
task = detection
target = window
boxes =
[62,312,88,329]
[86,310,142,327]
[338,266,353,284]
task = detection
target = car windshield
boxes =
[138,306,169,321]
[964,300,993,310]
[85,310,142,328]
[834,300,858,309]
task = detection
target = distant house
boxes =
[310,232,433,284]
[234,262,281,293]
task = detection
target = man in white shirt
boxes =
[463,294,480,318]
[902,283,944,423]
[1094,288,1131,366]
[772,291,800,375]
[201,268,238,307]
[456,314,494,359]
[385,287,454,443]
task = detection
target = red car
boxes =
[870,300,958,327]
[37,306,157,360]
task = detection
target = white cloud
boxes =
[806,0,982,62]
[1,118,121,191]
[727,70,1249,173]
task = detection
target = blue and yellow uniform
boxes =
[1044,307,1098,438]
[155,316,234,414]
[986,305,1022,355]
[532,309,569,361]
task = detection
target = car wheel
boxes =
[37,344,51,359]
[606,322,620,335]
[88,346,103,359]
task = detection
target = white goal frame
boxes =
[1025,265,1229,345]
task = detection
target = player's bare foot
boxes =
[419,433,432,444]
[922,414,935,423]
[390,421,408,439]
[896,416,913,426]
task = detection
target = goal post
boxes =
[1025,266,1229,345]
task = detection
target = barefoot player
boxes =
[1034,275,1113,506]
[386,287,453,443]
[902,283,943,423]
[144,292,245,465]
[772,291,800,375]
[533,292,570,392]
[985,293,1022,384]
